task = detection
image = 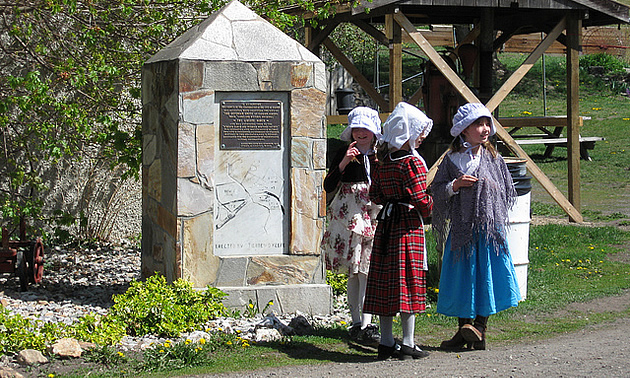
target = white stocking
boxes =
[346,273,361,327]
[380,316,395,347]
[357,273,372,327]
[401,312,416,348]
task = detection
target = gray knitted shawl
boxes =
[430,148,516,257]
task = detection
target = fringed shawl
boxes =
[430,149,516,258]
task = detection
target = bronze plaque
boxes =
[220,100,282,150]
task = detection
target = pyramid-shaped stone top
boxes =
[147,0,321,64]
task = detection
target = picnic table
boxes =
[497,116,604,161]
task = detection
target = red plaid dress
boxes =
[363,151,433,316]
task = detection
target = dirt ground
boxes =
[198,292,630,378]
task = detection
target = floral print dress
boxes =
[321,148,380,275]
[322,181,380,275]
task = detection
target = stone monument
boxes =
[141,0,331,314]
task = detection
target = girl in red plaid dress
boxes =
[363,102,434,360]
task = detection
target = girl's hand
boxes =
[453,174,478,191]
[339,141,360,171]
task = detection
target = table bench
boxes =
[497,116,604,161]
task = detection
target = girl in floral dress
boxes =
[322,106,382,344]
[363,102,434,360]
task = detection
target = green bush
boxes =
[579,53,627,74]
[326,270,348,296]
[109,274,230,337]
[0,307,66,354]
[67,312,127,346]
[141,338,211,372]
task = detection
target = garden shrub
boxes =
[579,53,626,75]
[108,274,230,337]
[326,270,348,296]
[0,307,66,354]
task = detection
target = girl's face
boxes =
[352,128,375,146]
[413,134,427,149]
[461,117,491,145]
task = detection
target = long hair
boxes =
[449,136,498,158]
[376,141,390,164]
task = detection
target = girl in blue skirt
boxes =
[431,103,521,350]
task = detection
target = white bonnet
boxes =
[339,107,382,142]
[381,102,433,149]
[451,103,496,137]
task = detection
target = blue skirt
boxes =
[436,231,521,318]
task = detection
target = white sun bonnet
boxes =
[451,102,496,137]
[381,102,433,149]
[339,107,382,142]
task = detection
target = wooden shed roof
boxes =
[286,0,629,32]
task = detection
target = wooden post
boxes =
[567,12,582,222]
[304,25,319,56]
[386,13,402,111]
[479,8,494,102]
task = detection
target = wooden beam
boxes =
[393,10,583,222]
[322,37,389,110]
[352,19,389,46]
[386,14,403,111]
[307,20,340,51]
[567,13,582,222]
[486,17,566,112]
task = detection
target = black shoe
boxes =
[399,344,429,360]
[358,324,381,345]
[348,324,362,341]
[377,342,400,360]
[440,329,471,351]
[460,324,483,343]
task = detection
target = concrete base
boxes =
[219,284,332,315]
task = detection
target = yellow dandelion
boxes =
[218,327,223,332]
[117,351,124,357]
[185,339,191,345]
[227,341,233,345]
[340,320,347,325]
[199,338,206,344]
[623,118,630,121]
[249,303,254,309]
[159,349,165,353]
[48,374,55,378]
[427,313,432,317]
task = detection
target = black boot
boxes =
[440,318,473,350]
[471,315,488,350]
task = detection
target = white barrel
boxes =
[506,191,531,300]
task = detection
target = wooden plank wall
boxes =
[410,25,628,57]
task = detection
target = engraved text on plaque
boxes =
[220,100,282,150]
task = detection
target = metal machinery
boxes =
[0,219,44,291]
